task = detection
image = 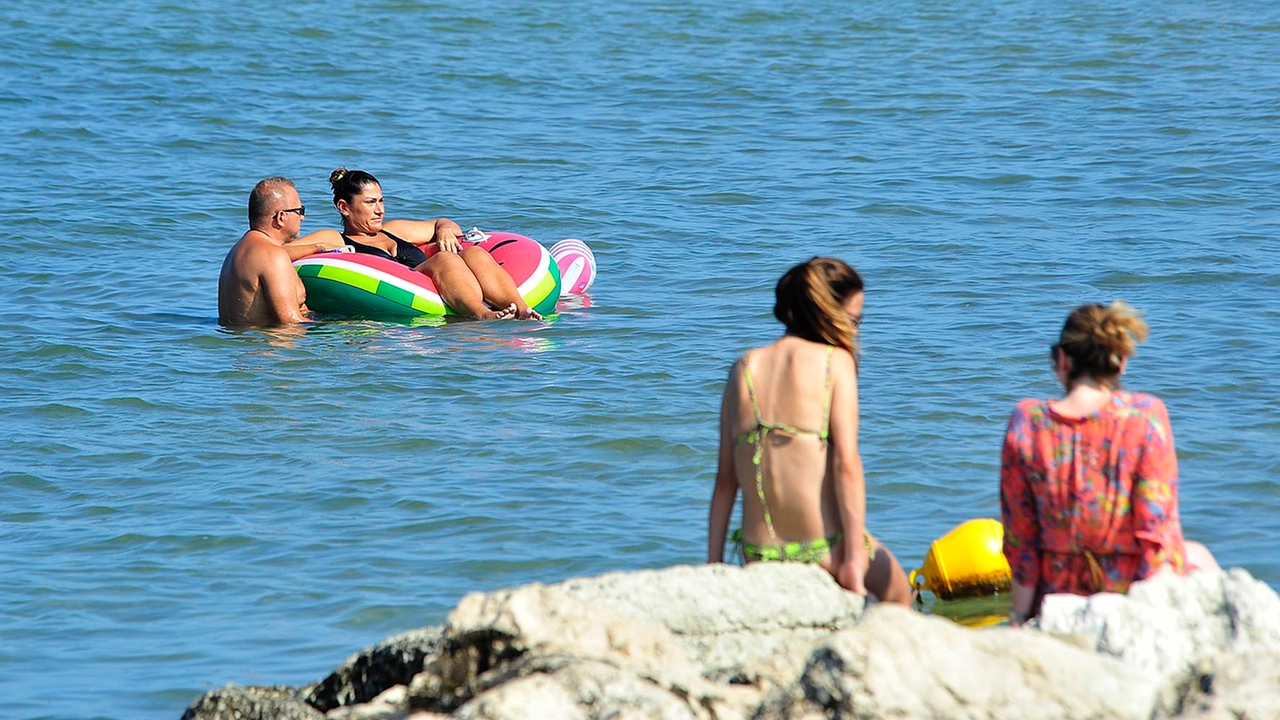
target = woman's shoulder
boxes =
[737,339,850,376]
[1011,397,1049,415]
[728,345,765,378]
[1111,390,1170,420]
[1113,390,1167,412]
[1006,398,1052,427]
[295,228,344,242]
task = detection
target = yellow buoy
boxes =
[909,518,1012,601]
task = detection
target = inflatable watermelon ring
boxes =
[294,230,561,318]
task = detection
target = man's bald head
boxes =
[248,177,298,226]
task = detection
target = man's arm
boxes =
[260,246,307,325]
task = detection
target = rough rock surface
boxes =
[1034,568,1280,680]
[1155,651,1280,720]
[403,582,755,718]
[301,627,444,712]
[178,563,1280,720]
[756,603,1162,720]
[555,563,865,687]
[450,658,704,720]
[179,685,323,720]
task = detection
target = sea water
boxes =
[1,1,1277,717]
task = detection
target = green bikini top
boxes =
[733,346,834,542]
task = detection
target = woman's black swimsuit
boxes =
[342,230,429,269]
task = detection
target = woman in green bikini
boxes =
[708,257,912,605]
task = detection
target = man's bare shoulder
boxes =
[227,230,289,266]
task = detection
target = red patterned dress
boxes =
[1000,391,1186,598]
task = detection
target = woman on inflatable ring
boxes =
[296,167,541,320]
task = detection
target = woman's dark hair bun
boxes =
[329,167,348,187]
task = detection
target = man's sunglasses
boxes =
[278,206,306,217]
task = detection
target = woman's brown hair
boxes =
[773,257,864,354]
[1056,300,1149,387]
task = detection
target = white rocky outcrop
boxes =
[756,604,1162,720]
[179,563,1280,720]
[1034,568,1280,679]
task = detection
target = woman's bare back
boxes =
[727,336,843,545]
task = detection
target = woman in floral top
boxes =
[1000,301,1219,624]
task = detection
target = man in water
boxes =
[218,177,338,326]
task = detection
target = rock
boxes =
[180,685,324,720]
[1155,651,1280,720]
[458,653,762,720]
[756,603,1163,720]
[302,627,444,712]
[554,563,865,687]
[404,582,742,717]
[1034,568,1280,681]
[324,685,422,720]
[451,659,702,720]
[180,565,1280,720]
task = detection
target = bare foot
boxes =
[478,303,517,321]
[515,305,543,320]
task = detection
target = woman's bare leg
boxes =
[863,535,914,607]
[1185,540,1221,573]
[419,253,514,320]
[459,246,541,320]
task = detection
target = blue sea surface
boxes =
[1,1,1277,718]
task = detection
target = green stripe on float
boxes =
[410,294,448,315]
[316,263,381,294]
[378,281,448,316]
[377,281,417,309]
[525,250,563,317]
[526,265,557,305]
[535,248,565,312]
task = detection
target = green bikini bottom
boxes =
[733,529,876,564]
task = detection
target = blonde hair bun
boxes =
[1093,300,1149,359]
[1057,300,1151,384]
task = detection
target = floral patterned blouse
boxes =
[1000,390,1186,598]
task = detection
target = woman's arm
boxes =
[285,229,346,260]
[1132,398,1185,578]
[1000,404,1041,621]
[383,218,466,252]
[827,350,869,595]
[1009,580,1037,627]
[708,365,740,564]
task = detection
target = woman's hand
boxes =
[435,232,462,253]
[835,543,869,596]
[1010,579,1038,627]
[432,218,466,253]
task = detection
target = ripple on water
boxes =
[2,2,1279,719]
